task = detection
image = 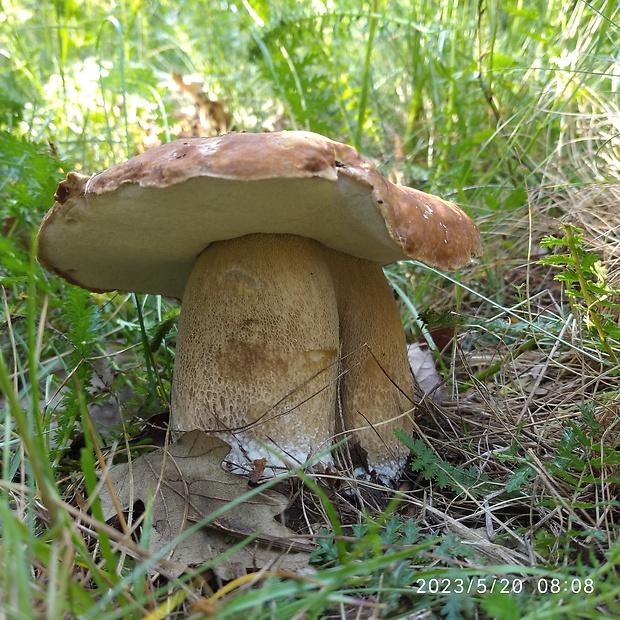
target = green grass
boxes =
[2,0,620,617]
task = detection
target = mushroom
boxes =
[37,131,482,479]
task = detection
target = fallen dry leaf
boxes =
[99,430,313,580]
[249,457,268,484]
[407,342,444,403]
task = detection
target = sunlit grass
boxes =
[2,0,620,617]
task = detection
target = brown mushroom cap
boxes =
[37,131,482,299]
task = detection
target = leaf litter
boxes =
[99,430,313,581]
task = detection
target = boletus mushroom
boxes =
[37,131,482,479]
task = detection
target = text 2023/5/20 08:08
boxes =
[414,577,595,595]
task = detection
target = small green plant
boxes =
[396,431,496,499]
[48,287,102,461]
[539,223,620,366]
[310,514,479,617]
[0,132,66,293]
[547,403,620,488]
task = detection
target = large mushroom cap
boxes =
[37,131,482,299]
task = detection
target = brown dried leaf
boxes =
[99,430,312,580]
[408,342,444,403]
[249,458,268,484]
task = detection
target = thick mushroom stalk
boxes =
[171,233,415,477]
[328,252,414,476]
[171,234,340,471]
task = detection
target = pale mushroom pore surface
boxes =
[37,132,482,300]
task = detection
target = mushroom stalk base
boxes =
[171,234,414,478]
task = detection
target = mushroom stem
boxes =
[171,234,340,471]
[171,233,415,477]
[329,254,415,478]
